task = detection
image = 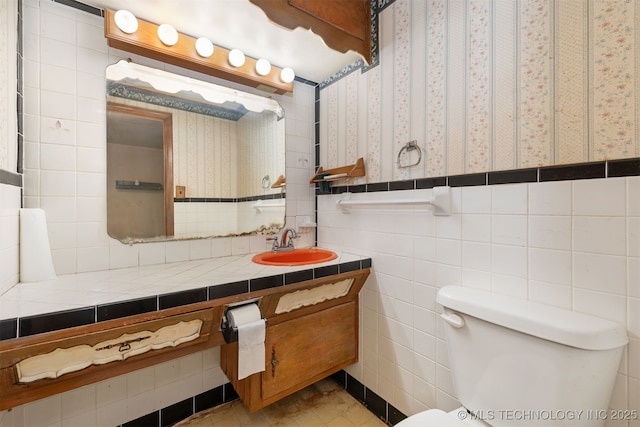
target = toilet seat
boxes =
[395,408,490,427]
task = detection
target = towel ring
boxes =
[261,175,271,189]
[397,141,422,168]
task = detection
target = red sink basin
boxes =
[252,248,337,266]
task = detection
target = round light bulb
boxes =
[228,49,245,67]
[157,24,178,46]
[195,37,214,58]
[255,58,271,76]
[114,10,138,34]
[280,67,295,83]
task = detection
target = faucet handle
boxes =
[266,236,280,251]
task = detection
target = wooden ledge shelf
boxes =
[271,175,286,188]
[310,157,366,184]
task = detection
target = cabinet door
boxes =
[262,301,357,400]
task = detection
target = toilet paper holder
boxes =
[221,299,266,344]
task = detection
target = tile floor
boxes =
[175,379,388,426]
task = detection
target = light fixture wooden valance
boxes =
[249,0,373,65]
[103,9,293,94]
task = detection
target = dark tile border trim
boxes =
[119,382,237,427]
[539,161,605,182]
[319,158,640,195]
[174,193,285,203]
[53,0,103,16]
[0,169,22,187]
[19,307,95,337]
[1,258,371,340]
[119,372,398,427]
[16,0,24,176]
[332,369,405,425]
[605,158,640,178]
[97,297,157,322]
[0,318,17,341]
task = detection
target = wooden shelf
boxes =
[310,157,366,184]
[271,175,286,189]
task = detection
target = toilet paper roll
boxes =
[19,209,57,283]
[227,304,266,380]
[227,303,261,328]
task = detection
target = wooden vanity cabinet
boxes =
[263,301,356,401]
[221,269,368,412]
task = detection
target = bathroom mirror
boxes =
[106,60,286,243]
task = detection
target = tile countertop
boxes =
[0,251,371,326]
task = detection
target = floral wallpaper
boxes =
[592,0,636,160]
[426,0,447,177]
[319,0,640,182]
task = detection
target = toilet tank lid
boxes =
[437,286,628,350]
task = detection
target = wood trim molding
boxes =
[104,9,293,95]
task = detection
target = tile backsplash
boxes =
[317,176,640,426]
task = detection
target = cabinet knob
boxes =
[271,345,280,377]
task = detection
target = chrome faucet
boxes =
[267,227,298,252]
[281,227,298,249]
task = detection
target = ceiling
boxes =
[79,0,364,84]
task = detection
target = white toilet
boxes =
[397,286,628,427]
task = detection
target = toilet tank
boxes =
[437,286,628,427]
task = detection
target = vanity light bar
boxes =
[104,9,294,94]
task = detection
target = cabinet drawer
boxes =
[262,301,356,400]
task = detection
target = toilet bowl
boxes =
[397,286,628,427]
[396,408,489,426]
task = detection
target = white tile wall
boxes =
[21,0,315,276]
[318,177,639,425]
